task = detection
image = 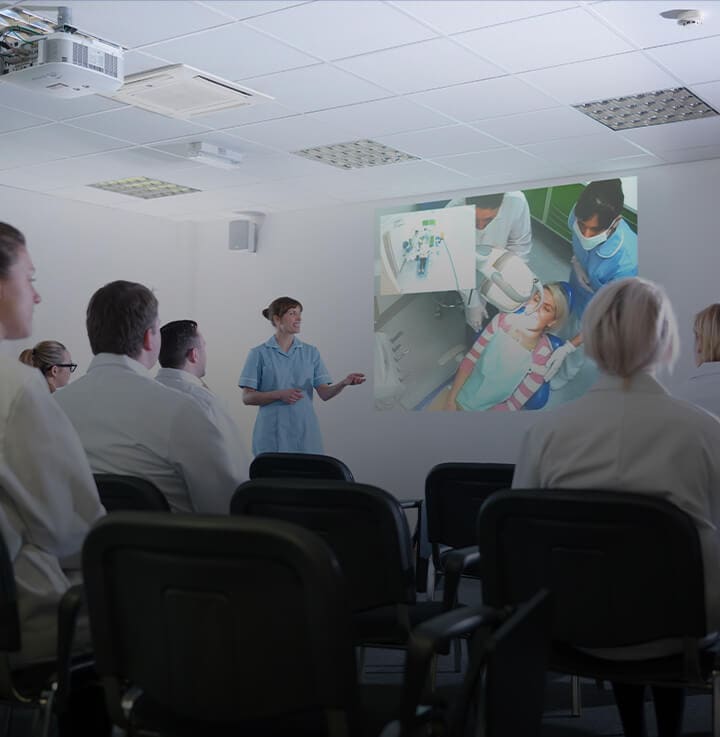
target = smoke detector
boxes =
[660,9,704,26]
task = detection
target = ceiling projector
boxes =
[0,30,123,98]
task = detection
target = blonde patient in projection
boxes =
[445,282,569,411]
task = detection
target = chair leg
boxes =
[356,647,366,680]
[453,637,462,673]
[571,675,582,717]
[713,670,720,737]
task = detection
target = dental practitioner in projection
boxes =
[239,296,365,456]
[445,282,569,411]
[544,179,638,385]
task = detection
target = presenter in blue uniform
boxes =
[239,296,365,456]
[545,179,638,383]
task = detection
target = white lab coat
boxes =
[676,361,720,418]
[155,367,248,458]
[513,372,720,635]
[0,356,104,666]
[475,191,532,260]
[56,354,247,514]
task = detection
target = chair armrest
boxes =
[399,605,508,731]
[442,546,481,611]
[400,499,422,510]
[55,584,86,711]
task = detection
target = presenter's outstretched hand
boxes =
[342,373,366,387]
[280,388,304,404]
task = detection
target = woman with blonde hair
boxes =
[678,303,720,416]
[514,277,720,737]
[19,339,77,393]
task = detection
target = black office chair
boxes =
[424,463,514,597]
[93,474,170,512]
[476,489,720,735]
[81,511,526,737]
[249,452,354,481]
[231,479,451,656]
[0,519,86,737]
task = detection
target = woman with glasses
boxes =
[19,339,77,392]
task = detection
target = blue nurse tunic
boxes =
[239,336,331,456]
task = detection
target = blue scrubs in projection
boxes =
[568,207,638,317]
[239,336,331,456]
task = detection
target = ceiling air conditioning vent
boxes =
[111,63,272,118]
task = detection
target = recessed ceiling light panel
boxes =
[88,176,200,199]
[574,87,718,131]
[292,139,419,169]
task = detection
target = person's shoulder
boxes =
[0,355,49,409]
[661,392,720,433]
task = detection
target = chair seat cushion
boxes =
[353,601,447,645]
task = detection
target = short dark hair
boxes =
[0,222,26,278]
[262,297,302,324]
[575,179,624,229]
[466,193,504,210]
[86,281,158,358]
[159,320,199,369]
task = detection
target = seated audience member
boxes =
[677,303,720,416]
[19,339,77,393]
[56,281,247,513]
[513,277,720,737]
[156,319,247,450]
[0,223,105,666]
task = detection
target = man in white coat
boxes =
[56,281,248,514]
[156,319,247,457]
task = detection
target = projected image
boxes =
[374,178,638,411]
[378,205,476,295]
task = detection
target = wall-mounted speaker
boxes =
[229,219,257,253]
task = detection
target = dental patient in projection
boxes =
[445,282,570,411]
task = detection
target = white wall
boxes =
[2,158,718,501]
[0,186,196,368]
[193,156,720,500]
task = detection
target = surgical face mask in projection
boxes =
[573,216,621,251]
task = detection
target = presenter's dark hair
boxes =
[263,297,303,325]
[86,280,158,358]
[575,179,624,229]
[0,222,26,278]
[466,193,504,210]
[159,320,199,368]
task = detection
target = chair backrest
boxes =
[249,452,354,481]
[0,514,20,655]
[478,489,707,647]
[448,590,552,737]
[94,474,171,512]
[231,479,416,611]
[425,463,514,549]
[82,512,357,732]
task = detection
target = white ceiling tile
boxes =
[192,101,298,128]
[225,151,340,180]
[148,130,276,160]
[335,39,503,94]
[0,106,50,134]
[66,107,210,144]
[0,147,203,191]
[571,153,664,173]
[0,124,129,169]
[45,185,146,209]
[392,1,579,34]
[619,116,720,152]
[240,65,389,112]
[0,81,126,121]
[522,133,647,163]
[590,1,720,48]
[692,81,720,111]
[200,2,309,20]
[659,143,720,164]
[223,115,355,151]
[646,36,720,86]
[142,22,318,80]
[455,8,633,74]
[246,1,436,60]
[142,164,261,191]
[376,125,504,158]
[520,52,679,104]
[59,1,231,48]
[432,148,546,177]
[407,77,559,122]
[472,106,609,144]
[121,51,174,76]
[306,98,453,138]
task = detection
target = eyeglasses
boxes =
[55,363,78,373]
